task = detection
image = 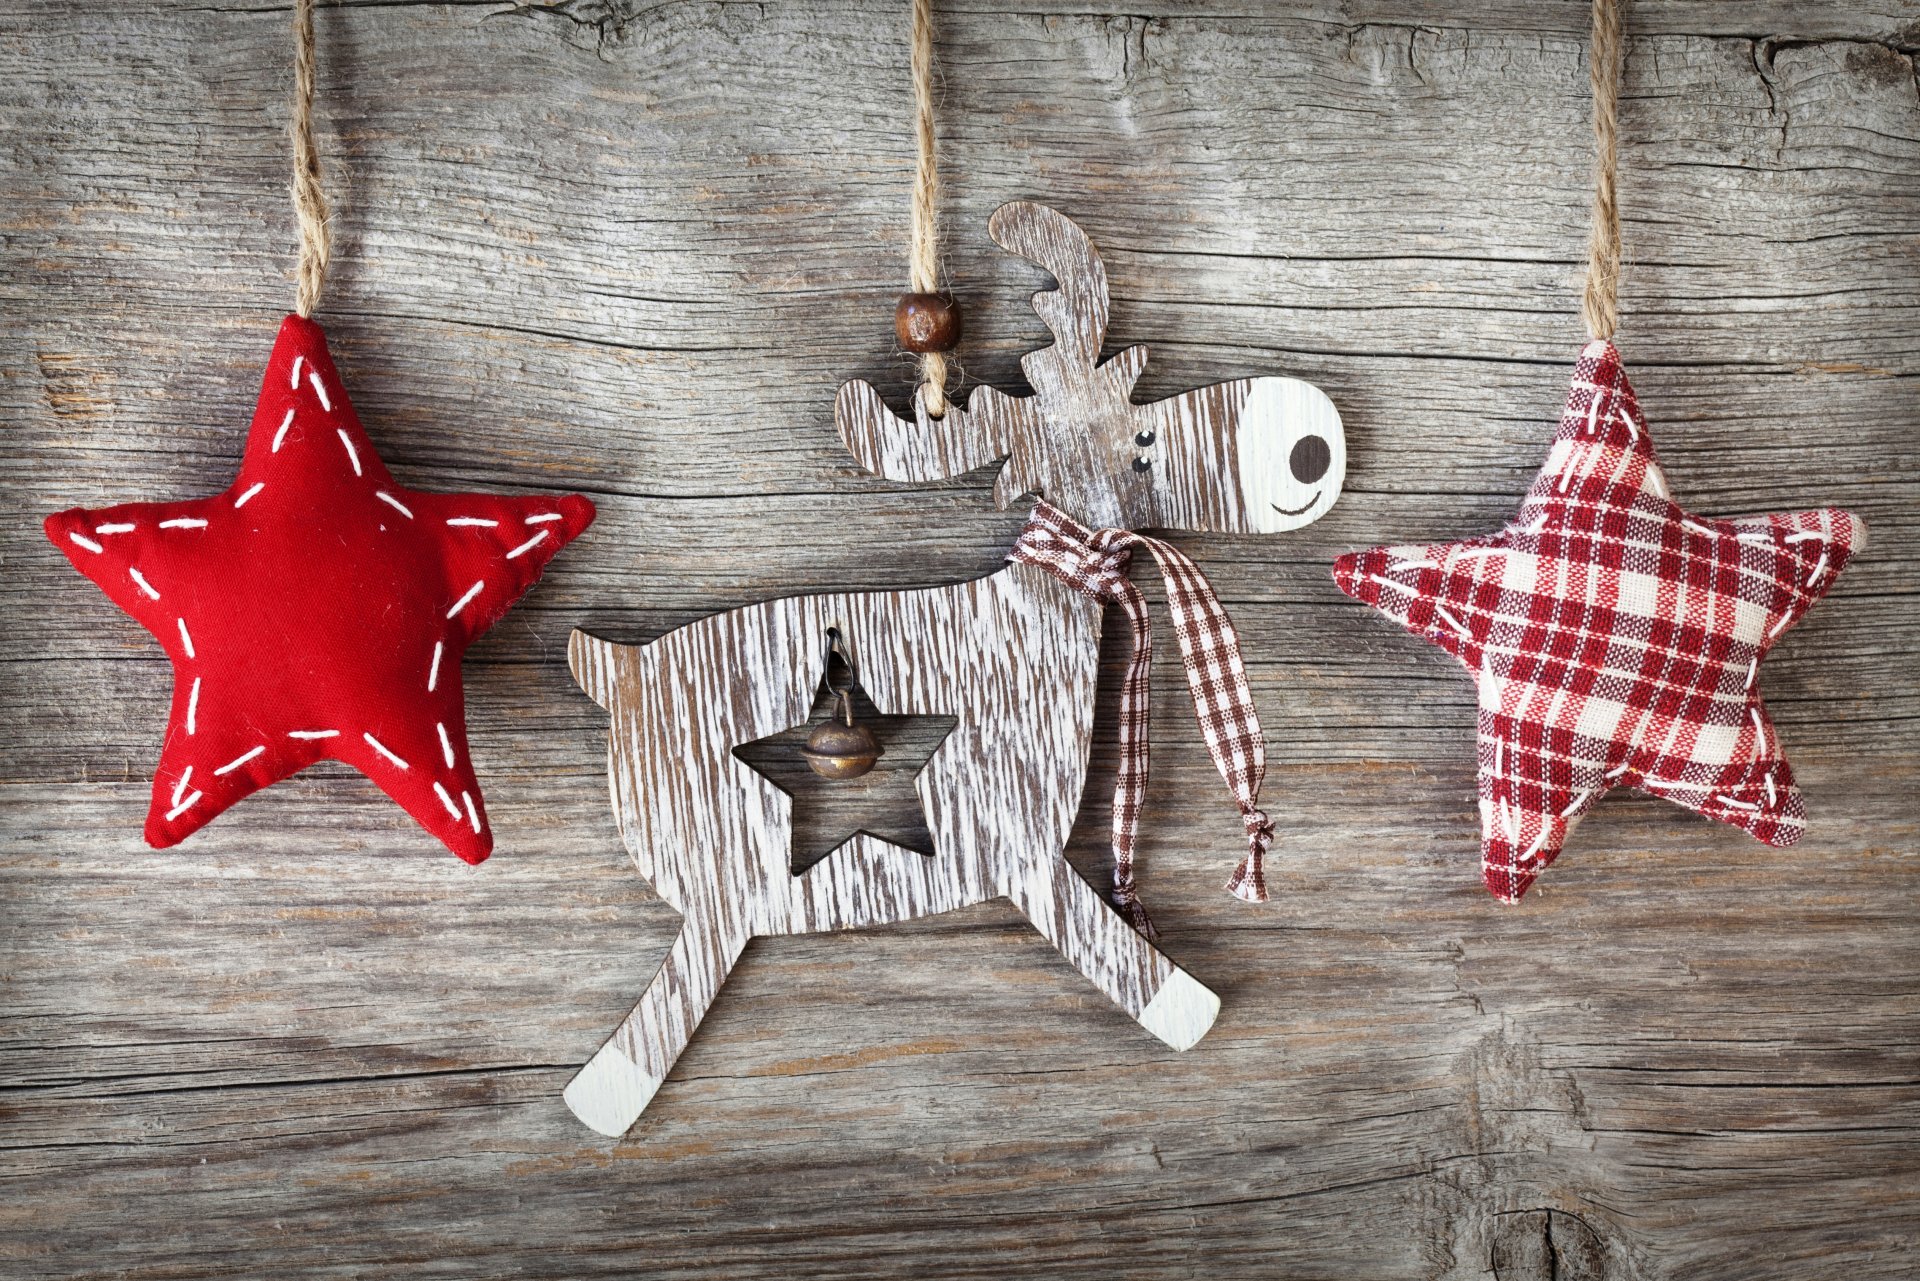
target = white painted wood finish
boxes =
[569,204,1339,1135]
[6,4,1913,1272]
[838,203,1346,535]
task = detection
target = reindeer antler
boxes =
[988,202,1112,383]
[834,204,1141,511]
[835,377,1027,486]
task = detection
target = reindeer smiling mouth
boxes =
[1261,432,1334,520]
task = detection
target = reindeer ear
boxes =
[1100,344,1149,401]
[988,202,1110,372]
[835,377,1017,483]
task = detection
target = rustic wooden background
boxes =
[3,1,1915,1276]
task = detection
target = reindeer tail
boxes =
[568,628,639,713]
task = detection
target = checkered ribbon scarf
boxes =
[1010,500,1273,937]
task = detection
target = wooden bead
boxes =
[895,293,962,353]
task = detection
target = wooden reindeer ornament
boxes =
[566,202,1345,1135]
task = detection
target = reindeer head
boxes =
[837,202,1344,534]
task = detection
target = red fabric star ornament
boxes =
[1333,340,1866,902]
[45,315,595,862]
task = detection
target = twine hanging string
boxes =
[290,0,332,318]
[908,0,951,414]
[1581,0,1624,341]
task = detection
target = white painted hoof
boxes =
[1137,968,1221,1052]
[564,1041,663,1137]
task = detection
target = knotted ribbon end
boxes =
[1226,811,1276,903]
[1225,856,1269,904]
[1113,890,1160,942]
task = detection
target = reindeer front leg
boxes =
[565,914,748,1136]
[1001,856,1220,1052]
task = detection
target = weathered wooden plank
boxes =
[0,758,1912,1278]
[1,0,1915,1276]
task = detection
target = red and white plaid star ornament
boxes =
[45,315,595,862]
[1333,340,1865,902]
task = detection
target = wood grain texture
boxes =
[0,0,1915,1276]
[837,202,1345,532]
[567,564,1206,1134]
[567,202,1338,1134]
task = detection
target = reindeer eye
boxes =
[1290,435,1332,485]
[1134,430,1155,446]
[1132,456,1152,472]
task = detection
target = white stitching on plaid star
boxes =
[1332,339,1864,901]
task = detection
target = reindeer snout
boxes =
[1235,377,1346,533]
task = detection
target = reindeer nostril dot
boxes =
[1290,435,1331,485]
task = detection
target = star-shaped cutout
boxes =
[731,670,955,874]
[1333,340,1866,902]
[44,314,595,862]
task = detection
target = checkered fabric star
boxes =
[1332,340,1866,902]
[45,315,595,861]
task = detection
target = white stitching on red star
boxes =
[44,314,595,862]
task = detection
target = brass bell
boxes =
[802,633,882,780]
[803,689,882,780]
